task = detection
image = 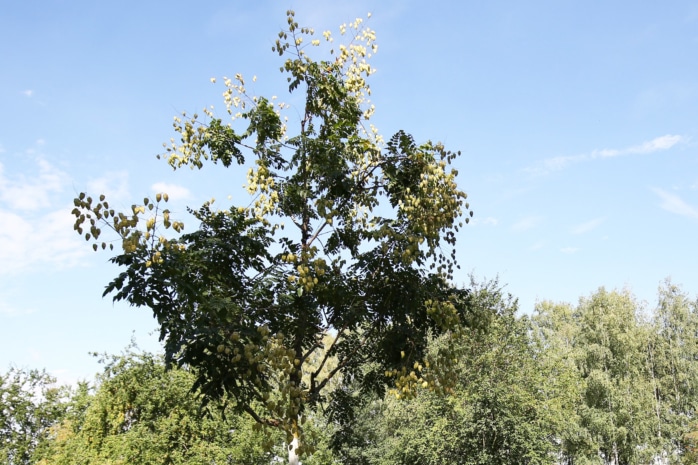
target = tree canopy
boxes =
[0,368,70,465]
[35,348,277,465]
[5,281,698,464]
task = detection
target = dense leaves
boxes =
[330,279,560,465]
[5,280,698,464]
[533,281,698,465]
[35,348,278,465]
[0,368,69,465]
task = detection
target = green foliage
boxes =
[648,280,698,463]
[7,280,698,464]
[0,367,70,465]
[329,279,560,465]
[37,348,277,465]
[532,283,698,465]
[70,10,474,459]
[573,289,655,464]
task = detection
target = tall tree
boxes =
[647,280,698,462]
[72,10,474,463]
[532,300,591,464]
[536,288,656,465]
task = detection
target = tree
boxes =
[532,300,591,464]
[535,289,657,465]
[333,279,561,465]
[72,10,474,463]
[0,367,70,465]
[646,280,698,463]
[575,289,656,465]
[37,348,279,465]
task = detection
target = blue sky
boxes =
[2,0,697,384]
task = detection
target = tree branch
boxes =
[243,404,280,428]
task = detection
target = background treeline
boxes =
[3,279,698,465]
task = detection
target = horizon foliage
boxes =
[4,279,698,464]
[34,348,280,465]
[0,368,70,465]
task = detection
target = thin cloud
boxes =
[571,217,605,235]
[22,90,34,97]
[529,240,545,251]
[151,182,191,201]
[512,216,542,232]
[0,300,35,317]
[0,208,89,275]
[0,159,66,210]
[560,247,579,254]
[528,135,685,175]
[471,216,498,226]
[652,188,698,219]
[0,158,89,275]
[87,171,130,203]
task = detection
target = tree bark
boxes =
[288,435,300,465]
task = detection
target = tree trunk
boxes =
[288,435,300,465]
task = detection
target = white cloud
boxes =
[0,159,89,275]
[151,182,190,201]
[652,188,698,219]
[22,89,34,97]
[471,216,498,226]
[571,217,605,235]
[560,247,579,254]
[87,171,130,203]
[0,299,35,317]
[528,134,685,175]
[0,159,66,210]
[512,216,542,232]
[529,240,545,251]
[50,369,84,387]
[592,134,683,157]
[0,207,89,275]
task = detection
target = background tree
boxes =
[646,280,698,463]
[36,347,278,465]
[71,10,474,463]
[330,279,561,465]
[534,289,661,465]
[532,300,592,464]
[0,367,70,465]
[574,289,657,465]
